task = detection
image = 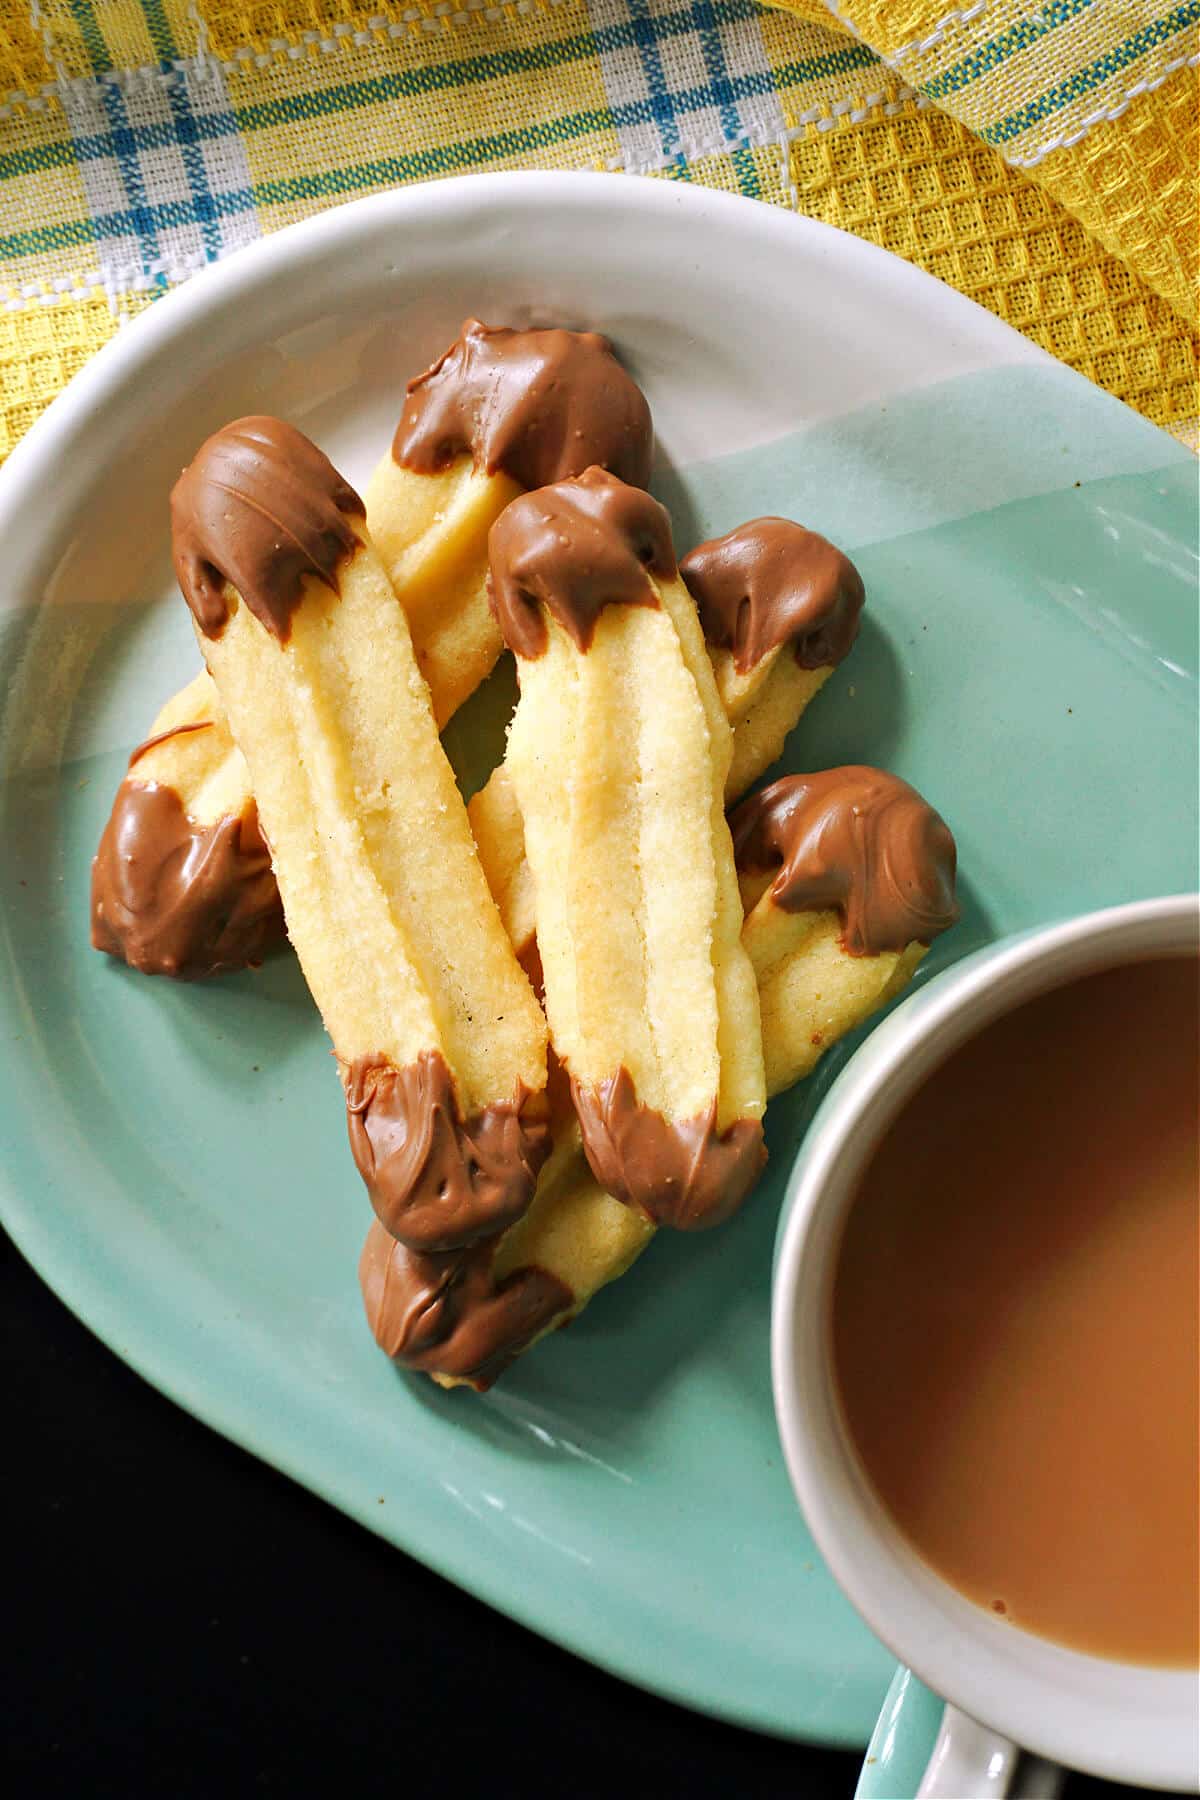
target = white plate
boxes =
[1,173,1194,1746]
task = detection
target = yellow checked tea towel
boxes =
[0,0,1195,459]
[796,0,1197,331]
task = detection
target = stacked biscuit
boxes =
[92,319,959,1391]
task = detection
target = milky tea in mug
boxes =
[832,955,1199,1667]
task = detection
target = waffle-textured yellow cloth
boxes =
[1,0,1195,461]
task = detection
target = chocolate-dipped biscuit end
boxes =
[488,466,676,657]
[91,779,285,978]
[681,517,864,673]
[571,1068,767,1231]
[359,1222,573,1390]
[730,767,959,956]
[394,319,653,492]
[346,1052,552,1252]
[171,416,364,643]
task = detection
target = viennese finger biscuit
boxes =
[92,320,653,980]
[368,318,653,723]
[731,767,960,1094]
[172,415,551,1250]
[468,515,865,962]
[681,517,864,801]
[91,669,284,978]
[493,467,768,1231]
[361,764,958,1389]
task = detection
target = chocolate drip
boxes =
[127,719,216,765]
[681,517,864,673]
[171,415,364,643]
[489,467,676,657]
[394,319,653,492]
[91,779,285,978]
[572,1068,766,1231]
[359,1219,572,1390]
[345,1052,552,1252]
[730,767,959,956]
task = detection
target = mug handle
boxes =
[855,1667,1064,1800]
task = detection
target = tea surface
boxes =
[834,956,1200,1667]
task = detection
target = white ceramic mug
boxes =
[772,895,1200,1797]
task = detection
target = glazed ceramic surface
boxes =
[0,174,1195,1746]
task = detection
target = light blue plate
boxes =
[0,177,1195,1749]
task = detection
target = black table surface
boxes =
[5,1228,1144,1800]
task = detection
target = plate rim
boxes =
[0,169,1062,530]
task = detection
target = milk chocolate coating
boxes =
[345,1052,552,1252]
[572,1068,767,1231]
[91,778,284,978]
[171,416,364,643]
[681,517,864,673]
[730,767,959,957]
[488,467,676,657]
[359,1219,572,1390]
[393,319,653,493]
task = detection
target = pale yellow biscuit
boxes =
[199,541,544,1092]
[466,763,536,967]
[173,417,550,1254]
[746,907,926,1094]
[724,660,832,802]
[492,469,766,1231]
